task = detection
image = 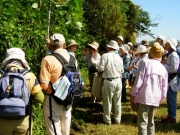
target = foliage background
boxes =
[0,0,159,134]
[0,0,157,71]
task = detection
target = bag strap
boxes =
[51,53,76,75]
[20,69,30,76]
[51,53,75,65]
[49,95,57,135]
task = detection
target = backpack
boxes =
[50,53,83,110]
[0,67,30,119]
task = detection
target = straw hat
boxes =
[88,41,99,50]
[141,39,149,46]
[0,48,30,70]
[149,42,164,60]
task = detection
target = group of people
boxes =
[0,33,80,135]
[0,33,179,135]
[82,35,180,135]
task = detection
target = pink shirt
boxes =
[131,59,168,107]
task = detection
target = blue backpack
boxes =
[50,53,83,110]
[0,68,30,119]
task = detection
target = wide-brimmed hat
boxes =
[135,45,147,54]
[149,42,164,60]
[106,40,119,50]
[116,36,124,43]
[120,44,130,54]
[0,48,30,70]
[88,41,99,50]
[165,38,177,50]
[50,33,65,46]
[67,39,78,47]
[157,35,165,44]
[141,39,149,46]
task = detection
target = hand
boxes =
[130,96,135,104]
[131,63,137,69]
[46,38,50,47]
[89,49,95,58]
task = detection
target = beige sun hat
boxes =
[50,33,65,46]
[106,40,119,50]
[88,41,99,50]
[120,44,130,54]
[141,39,149,46]
[149,42,164,60]
[0,48,30,70]
[165,38,177,50]
[67,39,78,47]
[135,45,147,54]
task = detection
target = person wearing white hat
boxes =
[0,48,44,135]
[156,35,165,46]
[130,42,168,135]
[119,44,131,102]
[116,35,124,47]
[127,45,148,86]
[40,33,72,135]
[127,42,133,47]
[127,42,135,59]
[98,40,124,125]
[82,41,101,104]
[161,38,179,123]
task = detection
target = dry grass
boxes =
[71,87,180,135]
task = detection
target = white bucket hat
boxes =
[127,42,133,46]
[157,35,165,44]
[50,33,65,46]
[120,44,130,54]
[67,39,78,47]
[165,38,177,50]
[88,41,99,50]
[135,45,147,54]
[116,36,124,43]
[0,48,30,70]
[106,40,119,50]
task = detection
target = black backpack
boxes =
[50,53,83,110]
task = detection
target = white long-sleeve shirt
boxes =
[98,51,124,78]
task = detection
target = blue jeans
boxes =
[167,86,177,119]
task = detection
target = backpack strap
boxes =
[20,69,30,76]
[51,53,75,65]
[51,53,76,75]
